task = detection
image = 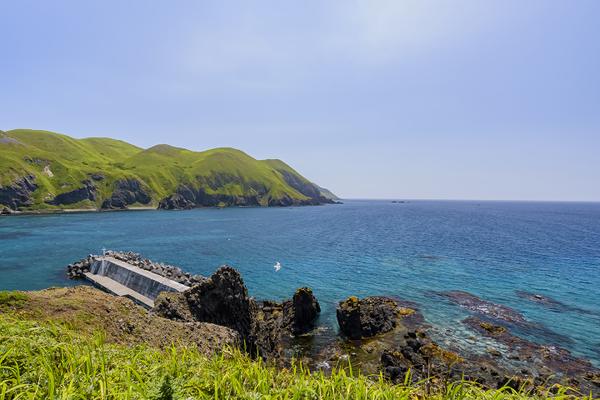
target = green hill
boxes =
[0,129,338,213]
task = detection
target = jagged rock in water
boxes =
[336,296,405,339]
[287,287,320,335]
[101,179,151,209]
[252,288,321,359]
[0,174,37,210]
[46,180,97,206]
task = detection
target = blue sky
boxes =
[1,1,599,201]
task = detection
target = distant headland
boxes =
[0,129,339,214]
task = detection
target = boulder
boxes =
[288,287,320,335]
[336,296,403,339]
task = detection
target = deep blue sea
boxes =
[1,200,599,364]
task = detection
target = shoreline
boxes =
[0,202,340,217]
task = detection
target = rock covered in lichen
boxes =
[336,296,408,339]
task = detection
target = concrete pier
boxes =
[85,256,189,308]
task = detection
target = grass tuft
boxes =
[0,291,27,307]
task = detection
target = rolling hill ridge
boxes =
[0,129,338,213]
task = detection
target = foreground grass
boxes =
[0,315,590,399]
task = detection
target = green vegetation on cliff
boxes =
[0,129,337,211]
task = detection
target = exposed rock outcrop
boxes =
[158,185,266,209]
[158,175,334,210]
[0,174,37,211]
[288,287,321,335]
[101,179,151,209]
[252,287,321,359]
[46,180,97,206]
[183,266,256,341]
[153,266,321,359]
[337,296,410,339]
[154,266,256,344]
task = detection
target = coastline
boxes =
[0,202,340,217]
[3,250,600,397]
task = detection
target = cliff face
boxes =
[0,129,337,212]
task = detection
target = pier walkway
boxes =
[84,256,189,308]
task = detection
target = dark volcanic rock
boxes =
[158,185,265,209]
[158,173,333,210]
[439,291,527,324]
[289,287,320,335]
[89,173,105,181]
[380,331,472,385]
[46,180,97,206]
[440,290,574,346]
[101,179,151,209]
[0,175,37,210]
[251,288,321,359]
[336,296,407,339]
[154,266,321,359]
[463,316,600,395]
[155,266,256,344]
[184,266,255,341]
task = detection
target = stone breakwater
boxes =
[67,251,205,286]
[66,252,600,396]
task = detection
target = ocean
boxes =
[1,200,599,365]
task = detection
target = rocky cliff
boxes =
[0,129,338,213]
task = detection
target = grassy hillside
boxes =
[0,290,574,399]
[0,129,337,212]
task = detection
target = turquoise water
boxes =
[1,200,599,364]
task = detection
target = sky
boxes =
[1,1,599,201]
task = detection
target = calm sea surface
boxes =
[1,200,599,364]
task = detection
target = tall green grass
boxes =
[0,316,590,399]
